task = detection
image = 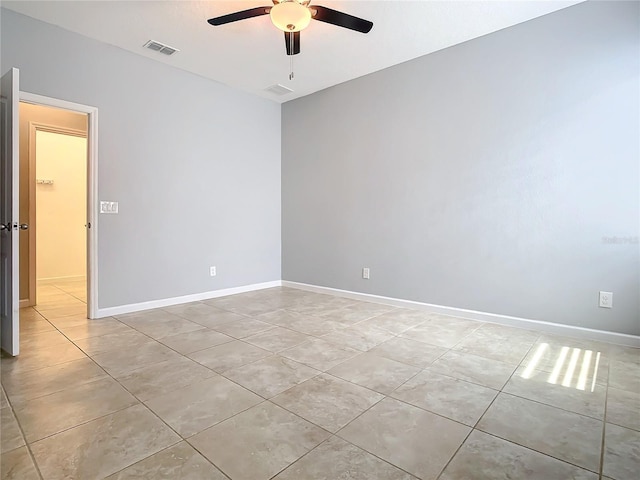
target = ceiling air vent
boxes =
[143,40,179,56]
[264,84,293,96]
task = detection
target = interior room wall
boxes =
[2,8,282,309]
[35,130,87,282]
[18,102,87,301]
[282,1,640,336]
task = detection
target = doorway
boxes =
[18,93,99,322]
[35,129,87,303]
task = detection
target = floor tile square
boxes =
[145,375,262,437]
[440,430,598,480]
[273,435,416,479]
[280,338,359,371]
[520,339,609,388]
[369,337,447,368]
[223,355,319,398]
[20,317,56,335]
[163,302,226,322]
[188,340,272,373]
[158,328,233,355]
[477,393,602,471]
[45,314,92,329]
[128,316,204,340]
[0,388,7,409]
[320,323,394,351]
[328,352,420,394]
[503,366,606,419]
[356,309,431,334]
[338,397,470,480]
[244,326,311,353]
[73,330,155,356]
[30,404,179,480]
[186,309,251,329]
[429,350,516,389]
[0,446,40,480]
[19,330,70,349]
[608,344,640,365]
[313,302,397,326]
[189,402,329,480]
[116,356,217,400]
[272,373,383,432]
[1,357,107,404]
[205,293,286,316]
[259,310,345,336]
[606,387,640,431]
[14,377,138,442]
[1,342,86,375]
[287,296,359,317]
[35,303,87,319]
[602,423,640,480]
[1,407,25,453]
[105,441,227,479]
[453,323,538,364]
[115,309,180,325]
[401,315,481,348]
[212,318,275,339]
[58,319,133,341]
[91,341,184,377]
[392,369,498,425]
[609,359,640,392]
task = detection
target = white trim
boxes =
[19,91,99,319]
[282,281,640,348]
[96,281,282,318]
[37,275,85,284]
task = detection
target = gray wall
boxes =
[282,1,640,335]
[2,9,282,309]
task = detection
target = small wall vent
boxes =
[264,84,293,96]
[143,40,179,56]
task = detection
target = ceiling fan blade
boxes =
[284,31,301,56]
[207,7,271,26]
[310,5,373,33]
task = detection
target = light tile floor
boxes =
[1,287,639,479]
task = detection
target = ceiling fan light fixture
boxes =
[270,1,311,32]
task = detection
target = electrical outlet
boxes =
[599,291,613,309]
[362,267,370,280]
[210,266,217,277]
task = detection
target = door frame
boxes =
[25,123,88,308]
[20,92,99,319]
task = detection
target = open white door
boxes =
[1,68,20,356]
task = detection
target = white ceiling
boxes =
[3,0,583,103]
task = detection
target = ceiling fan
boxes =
[207,0,373,56]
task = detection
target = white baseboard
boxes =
[93,278,638,348]
[282,281,640,348]
[96,280,282,318]
[37,275,86,285]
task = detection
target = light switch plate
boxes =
[100,201,119,214]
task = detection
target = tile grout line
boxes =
[598,360,611,480]
[462,337,604,477]
[76,341,232,477]
[1,387,46,480]
[14,305,227,478]
[7,290,635,479]
[433,336,537,479]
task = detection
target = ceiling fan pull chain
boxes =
[289,32,294,80]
